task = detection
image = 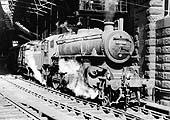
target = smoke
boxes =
[24,46,45,85]
[105,0,119,22]
[59,59,80,74]
[59,59,98,99]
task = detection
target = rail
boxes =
[1,75,170,120]
[0,92,42,120]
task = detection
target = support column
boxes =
[145,0,163,101]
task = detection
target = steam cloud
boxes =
[24,46,45,85]
[105,0,119,21]
[59,59,98,99]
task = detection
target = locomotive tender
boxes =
[17,21,144,107]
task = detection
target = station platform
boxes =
[141,99,170,115]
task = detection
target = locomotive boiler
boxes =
[54,22,134,63]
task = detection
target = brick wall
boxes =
[126,0,164,101]
[156,17,170,106]
[144,0,163,100]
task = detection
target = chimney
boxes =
[104,22,114,31]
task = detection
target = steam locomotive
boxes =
[16,21,145,109]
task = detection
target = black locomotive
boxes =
[14,21,147,109]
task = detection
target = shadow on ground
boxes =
[0,57,9,75]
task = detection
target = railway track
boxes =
[0,91,44,120]
[0,75,170,120]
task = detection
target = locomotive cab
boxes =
[41,35,60,65]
